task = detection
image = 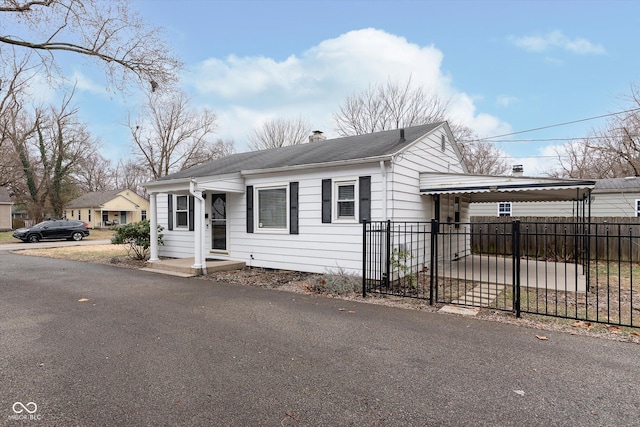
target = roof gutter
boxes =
[143,177,194,191]
[240,155,393,176]
[420,180,596,194]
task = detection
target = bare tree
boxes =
[457,139,511,175]
[128,91,224,179]
[589,108,640,177]
[0,0,181,91]
[2,87,98,220]
[544,137,617,179]
[550,84,640,179]
[73,152,115,192]
[114,158,150,196]
[333,77,449,136]
[248,117,311,150]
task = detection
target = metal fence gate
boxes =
[363,219,640,328]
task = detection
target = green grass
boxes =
[0,231,14,243]
[0,228,114,244]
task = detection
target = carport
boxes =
[419,172,596,304]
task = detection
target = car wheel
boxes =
[27,234,40,243]
[71,232,84,241]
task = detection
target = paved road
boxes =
[1,252,639,426]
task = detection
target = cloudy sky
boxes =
[54,0,640,175]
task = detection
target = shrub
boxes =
[310,266,362,295]
[111,220,164,260]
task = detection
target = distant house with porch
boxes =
[0,186,13,231]
[65,189,149,228]
[142,123,595,276]
[470,177,640,218]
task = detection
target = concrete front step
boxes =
[145,258,245,276]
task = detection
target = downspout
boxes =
[190,179,206,275]
[380,160,387,220]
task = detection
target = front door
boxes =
[211,194,226,251]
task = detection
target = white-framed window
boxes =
[256,185,288,231]
[78,210,81,220]
[175,195,189,228]
[636,200,640,217]
[88,209,91,222]
[498,202,512,217]
[334,180,357,221]
[141,210,147,221]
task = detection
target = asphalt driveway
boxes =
[1,252,639,426]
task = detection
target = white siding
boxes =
[374,128,468,271]
[156,194,197,258]
[389,126,465,221]
[470,191,640,218]
[226,164,381,274]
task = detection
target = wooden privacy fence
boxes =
[471,217,640,262]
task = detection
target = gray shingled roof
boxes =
[594,177,640,190]
[0,186,11,204]
[158,123,443,181]
[67,190,123,208]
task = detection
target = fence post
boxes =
[512,220,521,317]
[384,219,391,288]
[362,220,367,298]
[430,218,438,305]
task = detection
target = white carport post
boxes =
[149,193,159,262]
[190,180,206,274]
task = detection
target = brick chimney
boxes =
[309,130,326,142]
[512,164,524,177]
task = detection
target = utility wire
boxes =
[461,107,640,143]
[472,134,640,144]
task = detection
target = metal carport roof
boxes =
[419,172,596,203]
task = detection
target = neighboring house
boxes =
[470,177,640,218]
[65,189,150,228]
[0,186,13,231]
[144,123,595,275]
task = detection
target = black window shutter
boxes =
[188,195,195,231]
[359,176,371,223]
[246,186,254,233]
[167,194,173,230]
[290,182,299,234]
[321,179,332,223]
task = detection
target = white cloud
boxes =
[69,70,110,95]
[186,28,510,150]
[496,95,518,107]
[509,30,605,55]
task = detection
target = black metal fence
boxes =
[362,220,640,328]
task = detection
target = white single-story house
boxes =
[143,123,595,275]
[470,177,640,218]
[0,186,13,231]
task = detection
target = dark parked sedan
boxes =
[13,220,90,243]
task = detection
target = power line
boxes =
[472,134,640,144]
[463,107,640,142]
